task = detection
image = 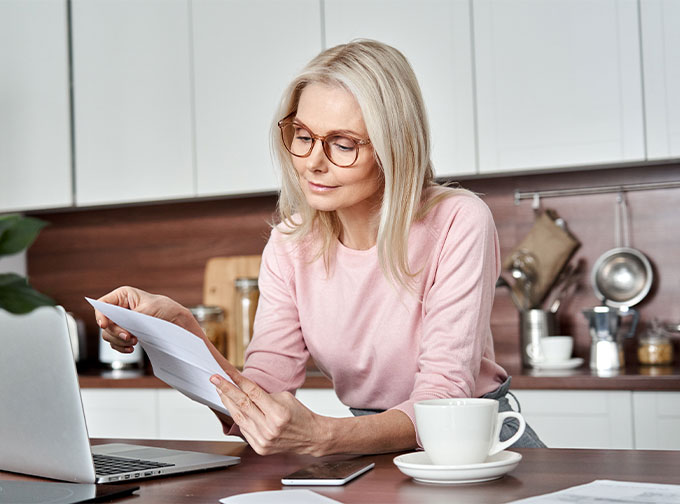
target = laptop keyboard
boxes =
[93,453,175,476]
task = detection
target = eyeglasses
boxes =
[277,113,371,168]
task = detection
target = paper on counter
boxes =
[86,297,233,416]
[220,489,342,504]
[507,479,680,503]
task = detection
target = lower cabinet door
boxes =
[633,391,680,450]
[80,389,158,439]
[511,390,634,449]
[157,389,243,442]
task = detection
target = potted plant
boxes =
[0,214,55,313]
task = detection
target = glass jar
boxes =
[638,333,674,366]
[233,277,259,368]
[190,305,227,357]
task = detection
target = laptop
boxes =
[0,305,240,483]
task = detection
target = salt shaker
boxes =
[233,277,259,368]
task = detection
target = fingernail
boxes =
[210,376,221,386]
[119,332,128,341]
[97,319,102,327]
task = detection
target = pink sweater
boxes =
[242,189,507,434]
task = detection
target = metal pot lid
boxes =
[591,246,653,308]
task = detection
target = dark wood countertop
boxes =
[78,363,680,391]
[5,440,680,503]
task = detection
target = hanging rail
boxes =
[514,180,680,206]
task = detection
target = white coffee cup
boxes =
[414,398,526,466]
[539,336,573,362]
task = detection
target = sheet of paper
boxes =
[219,489,342,504]
[507,479,680,503]
[87,297,232,416]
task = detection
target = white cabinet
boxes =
[632,391,680,450]
[473,0,645,174]
[0,0,72,213]
[512,390,634,449]
[80,387,349,440]
[295,389,353,419]
[80,389,158,439]
[192,0,322,196]
[81,388,243,441]
[71,0,194,206]
[324,0,477,177]
[640,0,680,159]
[157,389,242,441]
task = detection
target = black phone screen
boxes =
[282,460,374,484]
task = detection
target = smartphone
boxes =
[280,460,375,486]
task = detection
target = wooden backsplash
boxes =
[27,162,680,367]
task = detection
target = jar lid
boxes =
[235,277,258,289]
[640,331,670,344]
[189,305,224,321]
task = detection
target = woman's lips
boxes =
[307,180,339,192]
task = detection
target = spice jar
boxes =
[233,277,259,368]
[190,305,227,357]
[638,330,674,366]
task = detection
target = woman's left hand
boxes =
[210,369,330,457]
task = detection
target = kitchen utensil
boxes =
[591,193,653,308]
[582,305,639,371]
[548,259,583,313]
[520,309,557,367]
[502,210,580,308]
[510,250,538,310]
[495,276,524,311]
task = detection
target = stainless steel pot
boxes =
[591,193,653,308]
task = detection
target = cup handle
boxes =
[489,411,526,456]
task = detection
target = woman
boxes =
[96,40,544,456]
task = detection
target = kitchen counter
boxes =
[78,363,680,391]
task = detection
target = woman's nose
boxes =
[305,140,328,172]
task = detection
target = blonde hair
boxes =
[273,39,457,291]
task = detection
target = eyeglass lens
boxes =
[280,123,359,167]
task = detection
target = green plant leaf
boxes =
[0,273,56,314]
[0,215,48,256]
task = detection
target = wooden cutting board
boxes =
[203,255,261,364]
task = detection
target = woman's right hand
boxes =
[94,286,200,354]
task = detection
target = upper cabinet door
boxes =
[324,0,477,177]
[0,0,72,213]
[474,0,645,174]
[72,0,194,206]
[192,0,322,197]
[641,0,680,160]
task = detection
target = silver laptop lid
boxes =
[0,306,97,483]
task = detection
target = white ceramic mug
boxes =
[539,336,573,362]
[414,398,526,466]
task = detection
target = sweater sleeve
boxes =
[390,196,502,444]
[240,230,310,394]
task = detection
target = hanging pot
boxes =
[591,193,653,308]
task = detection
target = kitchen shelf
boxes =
[78,364,680,392]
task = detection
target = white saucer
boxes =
[393,450,522,485]
[531,357,584,370]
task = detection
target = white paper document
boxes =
[219,489,342,504]
[508,480,680,504]
[87,297,232,416]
